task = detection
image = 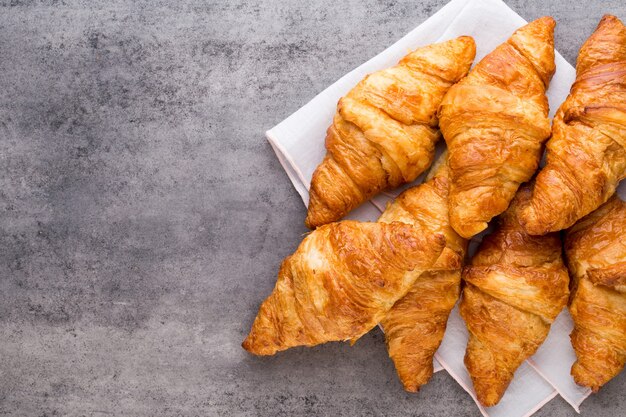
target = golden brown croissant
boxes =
[438,17,556,238]
[305,36,476,229]
[242,221,445,355]
[566,196,626,392]
[519,15,626,235]
[459,185,569,406]
[377,154,467,392]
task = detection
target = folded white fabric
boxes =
[266,0,625,415]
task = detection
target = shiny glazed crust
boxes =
[242,221,445,355]
[305,36,476,229]
[566,196,626,392]
[459,185,569,406]
[520,15,626,235]
[378,155,467,392]
[439,17,556,238]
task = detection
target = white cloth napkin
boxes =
[266,0,626,415]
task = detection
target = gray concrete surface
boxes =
[1,1,625,416]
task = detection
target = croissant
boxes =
[519,15,626,235]
[438,17,556,238]
[242,221,445,355]
[305,36,476,229]
[378,154,467,392]
[566,196,626,392]
[459,185,569,406]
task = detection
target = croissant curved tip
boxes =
[241,338,255,354]
[241,336,257,354]
[476,392,504,408]
[465,358,508,406]
[571,362,604,393]
[455,35,476,46]
[452,220,487,239]
[305,198,335,229]
[517,209,548,236]
[469,375,507,407]
[241,336,276,356]
[538,15,556,27]
[242,324,282,356]
[392,365,431,393]
[513,15,556,42]
[401,383,421,393]
[514,16,555,34]
[598,14,624,27]
[516,188,560,235]
[518,220,547,236]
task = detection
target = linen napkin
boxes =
[266,0,626,415]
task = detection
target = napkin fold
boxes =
[266,0,625,415]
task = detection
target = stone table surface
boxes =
[1,1,625,416]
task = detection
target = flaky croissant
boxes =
[242,221,445,355]
[438,17,556,238]
[377,154,467,392]
[305,36,476,229]
[459,185,569,406]
[520,15,626,235]
[566,196,626,392]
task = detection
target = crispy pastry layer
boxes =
[520,15,626,235]
[438,17,556,238]
[459,185,569,406]
[378,155,467,392]
[566,196,626,392]
[242,221,445,355]
[305,36,476,229]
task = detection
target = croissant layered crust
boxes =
[305,36,476,229]
[566,196,626,392]
[520,15,626,235]
[459,185,569,406]
[242,221,445,355]
[438,17,556,238]
[378,156,467,391]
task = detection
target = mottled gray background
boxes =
[1,1,625,416]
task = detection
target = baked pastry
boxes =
[459,185,569,406]
[378,154,467,392]
[242,221,445,355]
[519,15,626,235]
[438,17,556,238]
[566,196,626,392]
[305,36,476,229]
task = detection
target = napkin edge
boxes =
[437,348,560,417]
[526,358,591,414]
[267,130,310,204]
